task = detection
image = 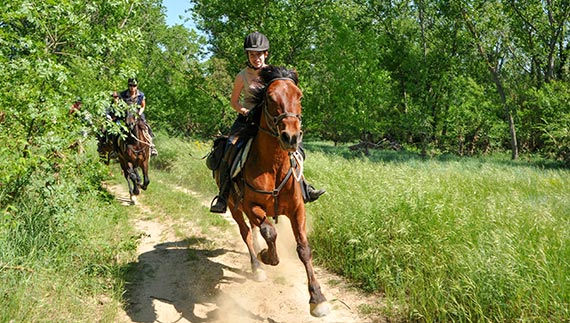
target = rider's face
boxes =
[247,51,267,69]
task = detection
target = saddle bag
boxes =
[206,135,228,170]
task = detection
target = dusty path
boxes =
[106,183,384,323]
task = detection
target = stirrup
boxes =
[210,196,227,213]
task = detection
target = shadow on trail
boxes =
[121,237,266,323]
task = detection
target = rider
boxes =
[119,78,158,156]
[210,31,325,213]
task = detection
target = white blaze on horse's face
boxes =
[267,80,303,152]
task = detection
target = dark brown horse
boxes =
[97,135,115,165]
[213,65,330,317]
[117,111,151,205]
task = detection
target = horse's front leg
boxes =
[140,160,150,190]
[290,210,330,317]
[121,165,137,204]
[252,205,279,266]
[129,166,140,196]
[230,206,266,282]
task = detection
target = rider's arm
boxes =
[230,73,249,116]
[138,97,146,116]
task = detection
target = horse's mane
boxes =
[124,111,147,143]
[248,65,299,124]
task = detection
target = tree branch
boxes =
[120,1,136,29]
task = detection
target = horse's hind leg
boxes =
[290,212,330,317]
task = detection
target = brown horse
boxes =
[97,134,116,165]
[117,111,151,205]
[213,65,330,317]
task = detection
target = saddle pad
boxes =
[230,138,253,179]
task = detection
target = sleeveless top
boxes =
[238,67,263,110]
[119,89,145,106]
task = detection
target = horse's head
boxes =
[256,66,303,152]
[125,110,138,130]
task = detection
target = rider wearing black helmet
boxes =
[209,32,325,213]
[119,78,158,156]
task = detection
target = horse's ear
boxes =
[290,69,299,85]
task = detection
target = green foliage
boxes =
[533,82,570,165]
[189,0,570,159]
[0,140,137,321]
[1,0,570,320]
[0,1,163,321]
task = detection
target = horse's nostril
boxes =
[281,132,291,145]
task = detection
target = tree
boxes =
[451,0,519,159]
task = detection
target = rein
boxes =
[261,77,302,138]
[243,76,304,216]
[126,118,151,154]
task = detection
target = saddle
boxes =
[230,138,253,179]
[206,135,253,179]
[206,136,228,171]
[207,123,258,174]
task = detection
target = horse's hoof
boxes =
[257,249,279,266]
[130,196,137,205]
[310,301,331,317]
[253,269,267,282]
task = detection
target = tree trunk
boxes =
[460,6,519,159]
[491,71,519,159]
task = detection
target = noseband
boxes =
[261,77,302,138]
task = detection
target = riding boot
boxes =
[210,161,231,213]
[301,179,326,203]
[150,138,158,156]
[145,124,158,156]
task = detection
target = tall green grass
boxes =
[304,142,570,322]
[0,143,138,322]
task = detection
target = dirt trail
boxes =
[106,183,384,323]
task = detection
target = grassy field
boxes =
[303,142,570,322]
[2,135,569,322]
[150,136,570,322]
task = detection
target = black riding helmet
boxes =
[244,32,270,52]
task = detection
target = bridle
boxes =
[124,113,151,154]
[258,77,302,138]
[242,76,304,217]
